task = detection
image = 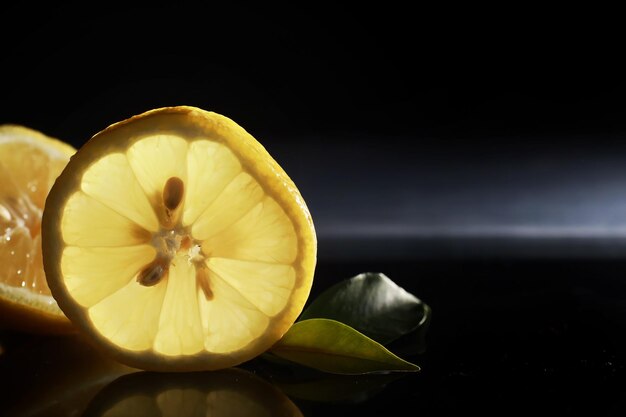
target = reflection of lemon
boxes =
[43,106,317,371]
[0,125,75,333]
[82,367,303,417]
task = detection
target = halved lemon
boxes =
[42,106,317,371]
[0,125,75,333]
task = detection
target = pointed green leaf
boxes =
[269,318,420,375]
[299,272,430,345]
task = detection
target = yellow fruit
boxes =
[0,125,75,333]
[42,106,317,371]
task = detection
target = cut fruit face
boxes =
[42,106,317,371]
[0,125,75,333]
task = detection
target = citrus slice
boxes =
[0,125,75,333]
[42,106,317,371]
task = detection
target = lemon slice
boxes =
[0,125,75,333]
[42,106,317,371]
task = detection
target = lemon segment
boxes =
[197,271,270,353]
[191,172,264,240]
[153,253,204,356]
[62,245,157,307]
[88,278,167,351]
[43,106,317,370]
[1,226,42,289]
[206,258,295,316]
[201,196,298,263]
[126,134,188,212]
[81,153,159,232]
[183,140,241,226]
[0,133,72,208]
[62,191,151,247]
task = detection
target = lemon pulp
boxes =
[0,125,75,332]
[43,107,316,370]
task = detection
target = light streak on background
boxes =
[270,135,626,260]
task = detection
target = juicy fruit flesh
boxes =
[60,135,299,356]
[0,138,69,305]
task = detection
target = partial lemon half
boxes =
[0,125,75,333]
[42,106,317,371]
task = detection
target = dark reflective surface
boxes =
[301,259,626,416]
[0,333,135,417]
[2,259,626,416]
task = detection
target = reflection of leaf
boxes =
[273,372,406,404]
[81,368,303,417]
[269,318,420,374]
[300,272,430,345]
[248,354,409,404]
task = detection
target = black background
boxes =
[4,4,626,262]
[3,3,626,416]
[3,5,625,144]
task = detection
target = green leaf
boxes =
[299,272,430,345]
[269,318,420,375]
